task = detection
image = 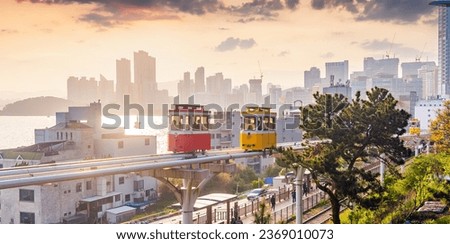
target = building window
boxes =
[211,134,215,139]
[145,138,150,146]
[118,141,124,149]
[216,134,221,139]
[134,180,144,191]
[65,132,68,140]
[145,189,150,197]
[70,132,73,140]
[19,189,34,202]
[119,177,125,185]
[76,183,82,192]
[86,181,92,190]
[125,194,131,202]
[87,145,91,149]
[57,132,59,140]
[20,212,35,224]
[0,164,3,168]
[115,195,121,202]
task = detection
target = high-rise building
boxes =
[206,73,224,95]
[304,67,321,90]
[194,67,205,93]
[323,85,352,100]
[177,72,194,103]
[67,76,80,102]
[116,58,131,103]
[401,61,436,79]
[98,75,115,104]
[325,60,349,86]
[430,1,450,95]
[134,50,156,104]
[364,57,399,78]
[249,78,262,104]
[419,63,439,99]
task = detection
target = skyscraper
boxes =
[430,1,450,95]
[194,67,205,93]
[364,57,399,78]
[249,78,262,104]
[304,67,321,90]
[116,58,131,102]
[325,60,349,86]
[134,50,156,104]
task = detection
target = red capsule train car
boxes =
[168,104,211,153]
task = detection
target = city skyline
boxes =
[0,0,440,98]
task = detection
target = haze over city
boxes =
[0,0,439,98]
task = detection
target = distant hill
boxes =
[0,96,73,116]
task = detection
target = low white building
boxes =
[106,206,136,224]
[0,102,158,224]
[414,99,446,132]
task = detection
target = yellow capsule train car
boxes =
[240,106,276,151]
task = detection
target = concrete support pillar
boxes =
[295,166,305,224]
[180,179,198,224]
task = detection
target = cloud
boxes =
[310,0,435,23]
[18,0,223,27]
[320,52,335,58]
[359,38,420,56]
[18,0,433,26]
[18,0,302,26]
[285,0,300,10]
[228,0,300,21]
[215,37,256,52]
[277,51,290,57]
[1,29,19,34]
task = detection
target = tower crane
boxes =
[416,43,427,62]
[258,61,263,80]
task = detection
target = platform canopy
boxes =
[172,193,237,210]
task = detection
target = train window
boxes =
[244,116,256,131]
[193,115,209,131]
[171,115,182,130]
[262,117,270,131]
[257,117,263,131]
[270,117,276,130]
[193,115,202,131]
[184,115,191,130]
[201,115,209,131]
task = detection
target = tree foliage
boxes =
[344,154,450,224]
[277,87,411,224]
[430,100,450,153]
[253,199,271,224]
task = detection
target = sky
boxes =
[0,0,440,99]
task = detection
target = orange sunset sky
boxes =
[0,0,440,97]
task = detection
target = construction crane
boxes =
[258,61,263,80]
[416,43,427,62]
[385,33,396,59]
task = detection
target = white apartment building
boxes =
[414,99,446,132]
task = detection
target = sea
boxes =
[0,116,168,154]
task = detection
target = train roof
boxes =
[170,104,207,112]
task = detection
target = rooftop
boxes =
[49,122,92,130]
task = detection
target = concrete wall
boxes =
[94,136,156,158]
